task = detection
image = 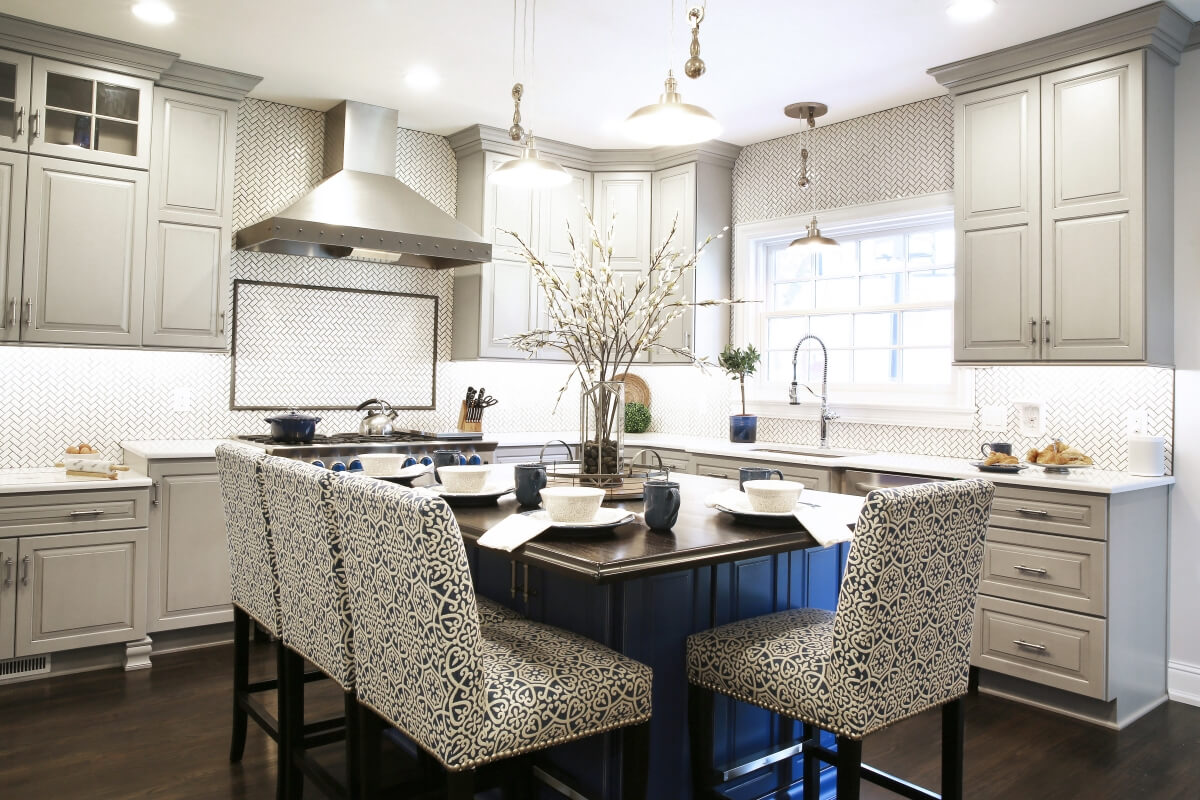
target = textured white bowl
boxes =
[743,479,803,514]
[354,453,411,477]
[539,486,606,523]
[439,465,491,493]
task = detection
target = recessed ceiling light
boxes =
[404,66,440,92]
[946,0,996,23]
[131,1,176,25]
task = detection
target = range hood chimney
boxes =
[235,100,491,269]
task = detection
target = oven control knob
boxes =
[311,459,326,469]
[467,453,481,465]
[419,456,433,466]
[402,457,417,468]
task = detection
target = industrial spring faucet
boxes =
[790,335,839,448]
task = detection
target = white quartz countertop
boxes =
[121,439,233,459]
[488,431,1173,495]
[0,466,152,494]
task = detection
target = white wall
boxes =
[1169,47,1200,706]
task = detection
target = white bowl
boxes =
[539,486,606,523]
[439,465,491,493]
[354,453,411,477]
[743,479,803,514]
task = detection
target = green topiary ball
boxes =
[625,402,651,433]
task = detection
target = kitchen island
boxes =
[455,473,860,800]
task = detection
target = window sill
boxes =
[745,398,977,430]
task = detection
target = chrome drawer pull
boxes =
[1014,564,1048,576]
[1013,639,1046,652]
[69,509,105,518]
[1015,507,1049,517]
[20,555,30,586]
[703,472,727,479]
[3,557,12,587]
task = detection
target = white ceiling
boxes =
[2,0,1196,148]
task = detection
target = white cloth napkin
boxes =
[706,488,861,548]
[477,514,552,552]
[393,462,433,479]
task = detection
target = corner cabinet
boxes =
[142,89,236,349]
[954,50,1173,365]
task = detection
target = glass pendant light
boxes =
[490,0,570,188]
[624,1,721,146]
[785,101,838,255]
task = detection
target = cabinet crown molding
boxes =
[928,1,1194,94]
[447,124,742,171]
[157,61,263,101]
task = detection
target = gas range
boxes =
[233,430,497,464]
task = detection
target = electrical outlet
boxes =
[1126,408,1149,435]
[980,405,1006,431]
[169,387,192,413]
[1013,400,1045,438]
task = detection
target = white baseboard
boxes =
[1168,659,1200,706]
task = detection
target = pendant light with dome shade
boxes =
[624,1,721,146]
[490,0,570,188]
[785,101,839,256]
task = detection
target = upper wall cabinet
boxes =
[29,59,153,170]
[0,149,26,343]
[142,88,236,349]
[0,48,32,152]
[953,50,1173,365]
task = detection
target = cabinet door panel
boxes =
[149,468,230,631]
[22,157,147,345]
[477,258,533,358]
[1045,213,1138,359]
[956,225,1039,360]
[958,81,1038,224]
[651,164,696,362]
[536,168,591,360]
[0,48,32,152]
[594,172,652,361]
[485,153,535,258]
[144,222,224,343]
[161,100,226,213]
[15,529,147,656]
[0,149,26,342]
[0,537,15,660]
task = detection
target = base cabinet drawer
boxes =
[690,456,832,491]
[972,596,1107,699]
[981,528,1105,615]
[14,528,148,656]
[991,486,1106,540]
[0,489,149,537]
[631,447,690,475]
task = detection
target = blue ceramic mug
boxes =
[739,466,783,490]
[514,463,548,507]
[644,479,681,530]
[433,449,462,481]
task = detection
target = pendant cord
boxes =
[669,0,676,72]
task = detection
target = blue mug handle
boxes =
[769,469,784,480]
[665,485,681,519]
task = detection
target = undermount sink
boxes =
[751,445,874,459]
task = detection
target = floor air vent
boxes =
[0,655,50,681]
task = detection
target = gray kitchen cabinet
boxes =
[0,537,14,660]
[144,459,231,632]
[21,155,148,346]
[689,454,833,492]
[14,527,147,656]
[29,58,153,170]
[0,148,25,342]
[593,171,652,363]
[951,48,1173,365]
[0,48,32,153]
[534,166,592,361]
[142,88,235,349]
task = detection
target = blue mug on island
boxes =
[514,463,549,507]
[739,466,783,490]
[643,479,681,530]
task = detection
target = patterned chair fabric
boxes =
[476,597,520,626]
[261,456,356,690]
[331,476,653,771]
[687,479,995,740]
[215,443,281,636]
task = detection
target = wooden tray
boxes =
[614,372,650,407]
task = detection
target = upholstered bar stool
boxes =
[331,476,655,800]
[216,444,344,800]
[687,479,995,800]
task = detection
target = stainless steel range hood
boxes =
[235,100,491,269]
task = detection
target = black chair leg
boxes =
[777,715,794,791]
[283,648,305,800]
[357,706,383,800]
[621,721,651,799]
[687,684,715,797]
[344,692,361,800]
[446,770,475,800]
[801,724,820,800]
[230,606,250,763]
[275,641,288,800]
[942,698,966,800]
[835,736,862,800]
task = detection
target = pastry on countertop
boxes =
[1027,440,1094,466]
[983,451,1019,466]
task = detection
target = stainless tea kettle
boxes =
[356,398,397,436]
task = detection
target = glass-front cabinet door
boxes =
[0,48,32,152]
[29,59,152,170]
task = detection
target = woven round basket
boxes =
[614,372,651,407]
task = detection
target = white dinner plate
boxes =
[1020,462,1094,474]
[521,507,636,530]
[430,485,514,505]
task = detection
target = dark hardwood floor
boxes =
[1,639,1197,799]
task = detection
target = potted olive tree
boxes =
[719,344,761,443]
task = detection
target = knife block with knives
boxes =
[457,386,497,432]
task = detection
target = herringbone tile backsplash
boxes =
[0,97,1173,474]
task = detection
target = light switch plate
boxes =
[980,405,1007,431]
[169,387,192,413]
[1014,400,1045,438]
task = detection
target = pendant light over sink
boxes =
[624,2,721,146]
[785,101,839,256]
[490,0,570,188]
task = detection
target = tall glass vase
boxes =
[580,381,625,486]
